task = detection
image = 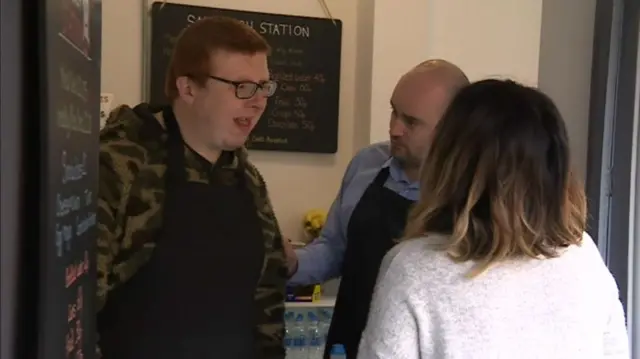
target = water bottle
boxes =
[307,312,323,359]
[330,344,346,359]
[284,312,294,357]
[290,313,307,359]
[318,309,332,347]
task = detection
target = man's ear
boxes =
[175,76,196,104]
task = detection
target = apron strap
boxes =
[162,105,247,188]
[162,106,187,185]
[372,164,391,186]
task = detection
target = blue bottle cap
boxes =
[331,344,346,354]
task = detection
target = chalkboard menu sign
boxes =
[149,2,342,153]
[38,0,102,357]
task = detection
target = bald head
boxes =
[389,59,468,175]
[405,59,469,94]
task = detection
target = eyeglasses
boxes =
[208,75,277,99]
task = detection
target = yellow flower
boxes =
[303,209,327,237]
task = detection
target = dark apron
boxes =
[324,166,414,359]
[97,107,266,359]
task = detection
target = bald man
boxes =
[282,59,469,358]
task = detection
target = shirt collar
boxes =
[382,157,420,189]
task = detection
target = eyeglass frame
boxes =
[185,73,278,100]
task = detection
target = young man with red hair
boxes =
[96,16,285,358]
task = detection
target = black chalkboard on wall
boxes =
[38,0,102,357]
[149,2,342,153]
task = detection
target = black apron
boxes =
[324,166,415,359]
[97,107,266,359]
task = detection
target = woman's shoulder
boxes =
[380,235,457,280]
[392,234,451,258]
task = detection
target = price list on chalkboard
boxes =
[150,3,342,153]
[38,0,102,358]
[266,51,327,135]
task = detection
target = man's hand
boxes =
[282,237,298,277]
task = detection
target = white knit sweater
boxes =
[358,233,629,359]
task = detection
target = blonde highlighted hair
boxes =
[403,79,587,277]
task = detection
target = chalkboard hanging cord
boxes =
[155,1,336,26]
[317,0,337,26]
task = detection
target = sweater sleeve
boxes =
[357,243,423,359]
[603,294,630,358]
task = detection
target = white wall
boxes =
[102,0,591,239]
[537,0,597,179]
[367,0,544,144]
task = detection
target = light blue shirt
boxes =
[289,141,420,286]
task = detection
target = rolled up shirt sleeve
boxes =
[289,195,347,285]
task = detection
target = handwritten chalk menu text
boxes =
[150,2,342,153]
[38,0,101,358]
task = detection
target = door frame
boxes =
[586,0,639,352]
[0,0,24,358]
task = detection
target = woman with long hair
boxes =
[357,79,629,359]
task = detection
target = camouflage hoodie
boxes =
[97,104,286,358]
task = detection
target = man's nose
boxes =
[246,95,267,111]
[389,118,406,137]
